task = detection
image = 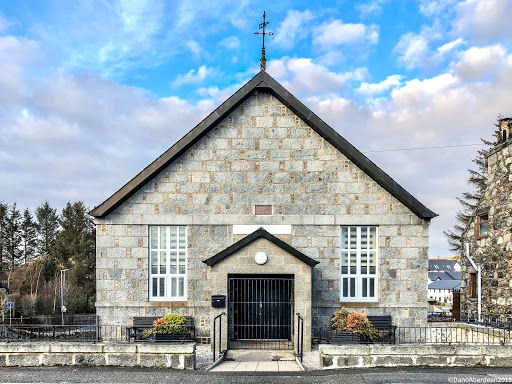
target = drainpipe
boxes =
[465,243,481,322]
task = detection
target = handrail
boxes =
[212,313,225,363]
[296,313,304,362]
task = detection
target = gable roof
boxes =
[428,260,459,271]
[428,271,461,281]
[202,227,319,267]
[428,280,460,290]
[90,70,437,219]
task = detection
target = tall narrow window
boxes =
[149,226,187,301]
[476,212,489,238]
[470,273,477,298]
[340,226,378,302]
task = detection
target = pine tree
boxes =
[444,119,500,253]
[0,203,7,271]
[54,202,96,313]
[3,203,22,270]
[35,201,59,256]
[21,208,38,264]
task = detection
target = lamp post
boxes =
[60,268,70,325]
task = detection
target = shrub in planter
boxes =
[332,307,380,340]
[143,313,187,338]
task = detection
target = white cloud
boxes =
[358,75,403,96]
[172,65,213,87]
[453,0,512,44]
[357,1,383,17]
[437,38,464,55]
[186,40,201,57]
[394,25,444,70]
[313,19,379,51]
[273,10,314,49]
[453,45,507,80]
[219,36,240,50]
[419,0,458,16]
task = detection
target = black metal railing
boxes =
[212,313,225,363]
[461,312,512,329]
[313,325,511,346]
[2,315,98,326]
[296,313,304,362]
[0,324,196,343]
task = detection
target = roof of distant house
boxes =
[428,271,461,281]
[428,280,461,290]
[428,259,459,271]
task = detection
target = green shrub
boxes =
[143,313,187,338]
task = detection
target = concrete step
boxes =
[225,349,296,362]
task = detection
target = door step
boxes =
[225,349,296,362]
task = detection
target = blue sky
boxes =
[1,0,512,257]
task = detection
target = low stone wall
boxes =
[320,344,512,369]
[0,342,195,369]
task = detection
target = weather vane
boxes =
[254,11,273,71]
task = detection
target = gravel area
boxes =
[196,343,215,370]
[301,344,320,370]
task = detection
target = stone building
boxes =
[90,70,436,350]
[461,118,512,318]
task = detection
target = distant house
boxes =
[428,280,460,303]
[428,259,460,272]
[428,271,461,284]
[461,118,512,318]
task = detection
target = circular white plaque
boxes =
[255,252,268,265]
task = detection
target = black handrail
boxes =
[213,313,225,363]
[296,313,304,362]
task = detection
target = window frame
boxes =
[340,226,379,303]
[470,273,477,298]
[476,212,489,239]
[148,226,187,302]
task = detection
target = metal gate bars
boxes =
[228,274,294,350]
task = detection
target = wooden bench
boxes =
[330,315,396,344]
[367,315,396,343]
[127,316,193,342]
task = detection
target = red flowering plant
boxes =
[332,307,380,339]
[143,313,187,338]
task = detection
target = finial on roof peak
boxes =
[254,11,273,71]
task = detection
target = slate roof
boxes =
[428,271,461,281]
[428,260,459,271]
[90,70,437,220]
[202,227,319,267]
[428,280,461,290]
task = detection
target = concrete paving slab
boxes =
[210,361,239,371]
[278,361,301,371]
[235,362,258,371]
[256,361,279,371]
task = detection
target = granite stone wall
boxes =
[95,90,431,339]
[461,139,512,316]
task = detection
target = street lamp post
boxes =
[60,268,70,325]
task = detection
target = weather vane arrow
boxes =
[254,11,273,71]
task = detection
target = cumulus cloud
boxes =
[453,44,507,80]
[313,19,379,51]
[357,1,384,17]
[273,10,314,49]
[394,25,445,70]
[419,0,459,16]
[358,75,403,96]
[437,38,464,55]
[453,0,512,44]
[172,65,213,87]
[219,36,240,50]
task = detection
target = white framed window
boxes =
[149,226,187,301]
[340,226,378,302]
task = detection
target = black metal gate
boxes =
[228,274,294,349]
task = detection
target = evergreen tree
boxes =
[3,203,22,270]
[35,201,59,256]
[444,119,500,253]
[54,202,96,313]
[21,208,38,264]
[0,203,7,271]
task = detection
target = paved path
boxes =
[210,360,301,372]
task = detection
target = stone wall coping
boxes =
[319,344,502,356]
[0,342,195,355]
